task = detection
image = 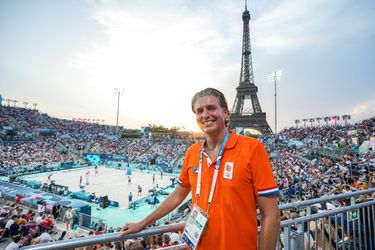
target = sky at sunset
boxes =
[1,0,374,132]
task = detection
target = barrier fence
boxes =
[312,146,375,162]
[19,188,374,250]
[20,223,186,250]
[279,200,375,250]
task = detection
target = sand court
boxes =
[23,166,176,208]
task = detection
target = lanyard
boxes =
[196,131,230,214]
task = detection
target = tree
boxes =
[147,124,182,133]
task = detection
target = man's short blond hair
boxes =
[191,88,229,113]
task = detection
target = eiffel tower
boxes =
[230,3,273,134]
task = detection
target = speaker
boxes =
[101,195,108,208]
[9,175,17,182]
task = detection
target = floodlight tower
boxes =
[268,70,282,134]
[332,115,340,126]
[114,88,124,134]
[316,117,322,126]
[295,119,300,128]
[309,118,315,127]
[5,99,11,106]
[342,115,351,126]
[324,117,330,126]
[302,118,308,127]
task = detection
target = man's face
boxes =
[193,95,228,135]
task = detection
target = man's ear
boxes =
[225,109,230,119]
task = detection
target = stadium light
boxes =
[114,88,124,134]
[316,117,322,126]
[342,115,351,126]
[302,118,308,127]
[268,70,282,134]
[331,115,340,126]
[309,118,315,127]
[5,99,11,106]
[295,119,300,128]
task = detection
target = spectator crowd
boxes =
[0,105,374,249]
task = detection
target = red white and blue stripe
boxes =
[258,186,279,196]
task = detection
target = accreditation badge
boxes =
[223,162,234,179]
[181,206,208,250]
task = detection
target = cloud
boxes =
[60,0,375,129]
[66,0,242,129]
[68,1,233,82]
[252,0,375,54]
[350,100,375,122]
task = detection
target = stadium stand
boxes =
[0,104,374,249]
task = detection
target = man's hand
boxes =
[119,184,190,238]
[120,221,146,237]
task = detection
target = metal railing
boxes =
[312,146,374,160]
[58,206,107,231]
[278,188,375,212]
[20,189,375,250]
[77,210,107,231]
[21,223,186,250]
[279,199,375,250]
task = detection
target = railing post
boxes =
[284,225,291,250]
[306,206,311,216]
[79,212,83,228]
[291,224,304,250]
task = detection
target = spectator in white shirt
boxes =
[37,228,53,243]
[5,236,21,250]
